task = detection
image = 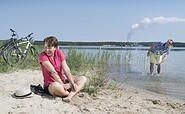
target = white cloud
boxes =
[127,16,185,41]
[131,17,185,30]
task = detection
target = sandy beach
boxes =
[0,69,185,114]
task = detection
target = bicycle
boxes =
[6,32,39,66]
[0,29,19,64]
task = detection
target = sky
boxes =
[0,0,185,42]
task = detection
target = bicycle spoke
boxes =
[30,46,39,61]
[2,45,14,63]
[6,47,22,67]
[21,48,31,64]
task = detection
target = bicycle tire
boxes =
[30,46,39,61]
[0,45,7,61]
[6,46,22,66]
[1,44,14,64]
[17,45,32,64]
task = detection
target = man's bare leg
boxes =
[157,64,161,74]
[150,63,154,75]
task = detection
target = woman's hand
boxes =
[71,83,77,92]
[61,83,71,91]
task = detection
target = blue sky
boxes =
[0,0,185,42]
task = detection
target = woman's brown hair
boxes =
[43,36,58,48]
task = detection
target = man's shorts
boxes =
[150,52,162,64]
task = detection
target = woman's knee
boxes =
[82,76,87,81]
[49,82,61,89]
[48,82,60,94]
[78,76,87,83]
[49,82,69,96]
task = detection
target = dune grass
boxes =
[0,45,122,95]
[63,48,125,94]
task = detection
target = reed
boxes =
[62,48,125,94]
[0,57,11,72]
[0,46,125,95]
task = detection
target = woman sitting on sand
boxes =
[39,36,87,102]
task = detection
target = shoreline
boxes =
[0,69,185,114]
[123,83,185,103]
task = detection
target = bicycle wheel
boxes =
[1,45,14,64]
[0,45,7,62]
[18,46,32,65]
[30,46,39,61]
[6,46,22,66]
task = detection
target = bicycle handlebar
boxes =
[9,29,34,43]
[10,28,18,38]
[27,33,33,37]
[20,33,34,41]
[10,29,15,32]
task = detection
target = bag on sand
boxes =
[30,84,44,95]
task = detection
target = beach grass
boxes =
[62,47,129,94]
[63,48,113,94]
[1,45,122,95]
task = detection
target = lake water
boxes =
[60,46,185,101]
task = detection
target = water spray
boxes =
[126,16,185,75]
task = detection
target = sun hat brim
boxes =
[14,87,33,98]
[14,92,32,97]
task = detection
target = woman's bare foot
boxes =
[62,97,71,102]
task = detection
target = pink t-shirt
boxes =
[39,49,66,87]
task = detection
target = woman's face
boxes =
[44,43,56,57]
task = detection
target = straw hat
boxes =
[14,86,32,98]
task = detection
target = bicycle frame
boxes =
[3,29,38,66]
[0,40,12,56]
[0,29,18,57]
[5,39,34,66]
[17,40,32,55]
[0,38,18,63]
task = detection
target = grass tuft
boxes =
[1,45,121,95]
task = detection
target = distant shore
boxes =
[59,45,185,51]
[31,40,185,47]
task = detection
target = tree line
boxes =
[34,41,185,47]
[1,40,184,47]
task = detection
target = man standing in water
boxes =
[147,39,173,75]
